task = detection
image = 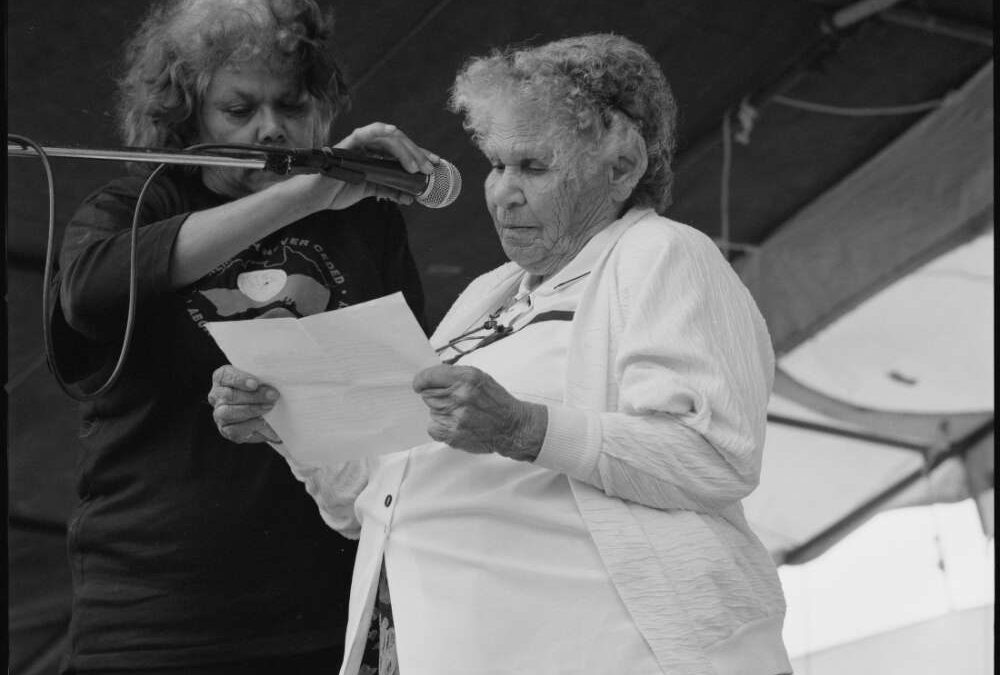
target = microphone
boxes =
[275,147,462,208]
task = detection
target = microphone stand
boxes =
[6,141,368,183]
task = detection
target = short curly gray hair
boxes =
[449,33,678,213]
[118,0,349,151]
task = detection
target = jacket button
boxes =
[384,494,393,507]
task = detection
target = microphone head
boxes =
[417,159,462,208]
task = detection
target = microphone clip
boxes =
[263,149,367,184]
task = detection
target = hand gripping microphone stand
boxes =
[7,141,462,207]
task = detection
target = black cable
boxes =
[8,135,277,401]
[5,134,109,401]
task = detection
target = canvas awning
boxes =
[740,63,994,564]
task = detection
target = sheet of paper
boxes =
[206,292,439,466]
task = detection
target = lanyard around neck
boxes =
[436,271,590,365]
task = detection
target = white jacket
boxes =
[290,208,792,675]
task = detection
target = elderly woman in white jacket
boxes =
[209,34,792,675]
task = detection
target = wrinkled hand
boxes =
[207,365,283,445]
[413,364,547,462]
[317,122,439,210]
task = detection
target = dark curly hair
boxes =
[118,0,349,151]
[450,33,678,213]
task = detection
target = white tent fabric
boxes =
[780,499,994,674]
[746,410,926,557]
[788,605,993,675]
[780,230,993,414]
[737,62,994,565]
[745,231,994,563]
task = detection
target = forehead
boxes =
[479,103,558,158]
[204,62,302,99]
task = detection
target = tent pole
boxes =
[767,414,926,452]
[882,9,993,46]
[782,419,994,565]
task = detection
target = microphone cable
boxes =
[8,136,280,401]
[9,133,111,401]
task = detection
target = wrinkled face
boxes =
[481,104,617,278]
[198,62,320,197]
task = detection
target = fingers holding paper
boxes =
[412,364,548,463]
[209,364,283,445]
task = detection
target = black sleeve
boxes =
[370,202,428,334]
[57,175,190,342]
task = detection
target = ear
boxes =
[607,131,648,203]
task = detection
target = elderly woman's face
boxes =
[198,62,320,197]
[481,104,618,278]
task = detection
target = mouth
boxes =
[498,224,536,238]
[498,224,539,245]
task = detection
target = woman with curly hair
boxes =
[212,33,792,675]
[53,1,432,672]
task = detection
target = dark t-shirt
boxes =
[53,169,425,670]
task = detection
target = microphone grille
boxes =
[417,159,462,208]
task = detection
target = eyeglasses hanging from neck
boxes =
[435,272,589,365]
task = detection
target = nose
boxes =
[487,169,525,210]
[256,107,288,145]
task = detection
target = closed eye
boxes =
[521,160,548,174]
[489,161,548,174]
[279,101,309,116]
[223,105,254,119]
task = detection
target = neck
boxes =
[523,273,545,292]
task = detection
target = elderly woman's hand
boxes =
[413,364,548,462]
[208,365,283,445]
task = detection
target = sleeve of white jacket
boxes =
[534,223,774,514]
[271,442,369,539]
